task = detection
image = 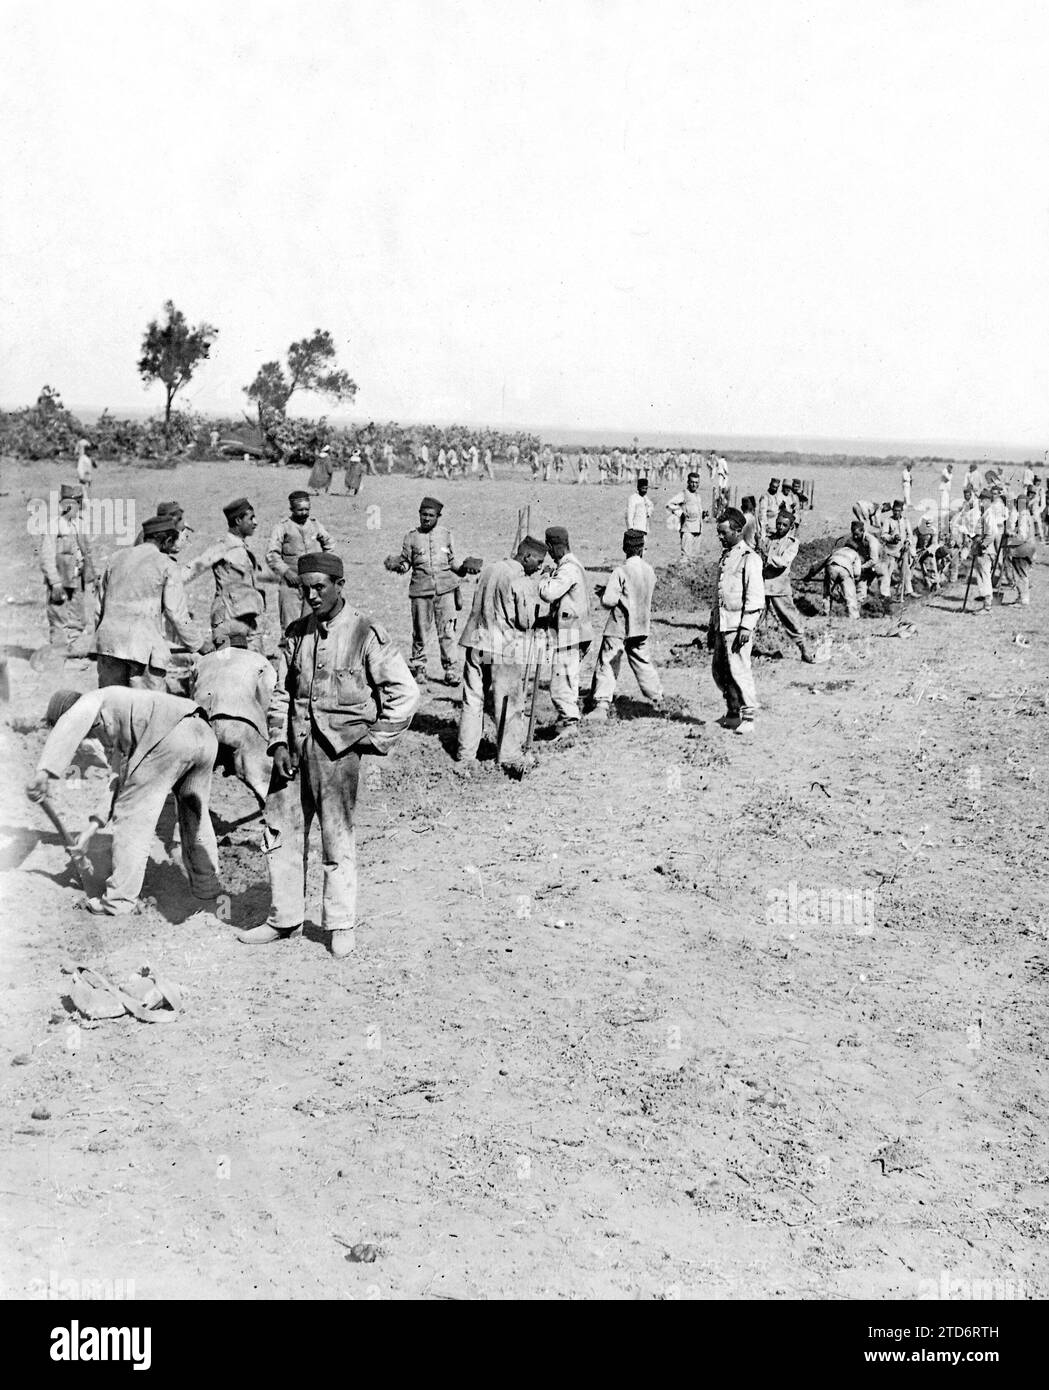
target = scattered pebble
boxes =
[11,1053,31,1066]
[346,1243,381,1263]
[31,1105,51,1121]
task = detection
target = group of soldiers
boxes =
[26,449,1042,946]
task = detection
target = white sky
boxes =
[2,0,1047,444]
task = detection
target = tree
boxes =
[138,301,218,434]
[244,329,357,426]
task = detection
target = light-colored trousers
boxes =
[457,646,527,764]
[104,715,221,912]
[96,654,167,691]
[210,716,272,809]
[1008,555,1031,604]
[277,582,306,632]
[974,552,993,602]
[264,734,360,935]
[823,563,859,618]
[549,642,586,722]
[680,529,702,558]
[763,594,806,647]
[410,592,459,676]
[46,584,86,645]
[711,633,759,720]
[591,635,663,704]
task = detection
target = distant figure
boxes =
[344,450,365,496]
[308,445,335,494]
[76,439,96,493]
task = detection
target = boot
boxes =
[236,923,300,945]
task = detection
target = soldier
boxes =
[576,449,590,484]
[537,526,593,736]
[134,500,191,549]
[183,498,267,654]
[482,445,496,480]
[455,537,546,774]
[880,499,915,599]
[707,507,765,735]
[237,553,420,957]
[383,439,396,474]
[901,461,913,506]
[805,521,870,620]
[76,438,96,493]
[760,511,814,660]
[756,479,782,541]
[39,483,95,648]
[190,644,277,810]
[344,450,365,495]
[384,497,477,684]
[266,491,333,632]
[626,476,653,534]
[91,514,200,688]
[938,463,954,536]
[666,472,705,558]
[26,685,221,915]
[1004,490,1035,606]
[586,529,664,720]
[971,490,999,614]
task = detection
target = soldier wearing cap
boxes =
[666,473,705,558]
[76,438,96,491]
[586,529,664,720]
[39,483,96,647]
[708,506,765,734]
[760,510,814,661]
[90,515,200,688]
[134,500,191,548]
[537,526,593,734]
[455,537,545,774]
[266,491,333,631]
[383,496,476,685]
[26,685,221,915]
[183,498,267,653]
[756,479,781,541]
[972,489,999,614]
[238,552,420,958]
[880,500,915,599]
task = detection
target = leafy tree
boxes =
[138,301,218,434]
[244,329,357,424]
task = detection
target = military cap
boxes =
[222,497,252,522]
[517,536,547,560]
[298,552,344,578]
[545,526,569,546]
[288,490,310,503]
[141,514,179,538]
[419,496,443,513]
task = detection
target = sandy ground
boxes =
[1,456,1046,1301]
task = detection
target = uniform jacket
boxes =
[600,555,656,639]
[710,541,765,635]
[268,601,420,758]
[668,490,703,533]
[392,524,460,598]
[184,531,265,622]
[91,544,200,670]
[40,515,94,589]
[458,558,536,662]
[625,493,653,532]
[537,552,594,644]
[38,687,204,784]
[762,534,800,598]
[265,517,333,585]
[191,648,276,739]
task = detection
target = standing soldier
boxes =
[76,438,97,494]
[708,507,765,735]
[586,529,664,720]
[1004,490,1035,606]
[91,514,201,688]
[901,460,913,507]
[626,476,653,534]
[383,439,396,474]
[576,449,590,484]
[237,553,420,957]
[39,483,95,648]
[537,526,593,736]
[266,491,334,633]
[482,445,496,480]
[666,472,705,558]
[455,537,546,774]
[971,490,1000,615]
[938,463,954,537]
[183,498,267,654]
[756,479,782,542]
[384,497,477,685]
[760,511,815,661]
[880,499,915,599]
